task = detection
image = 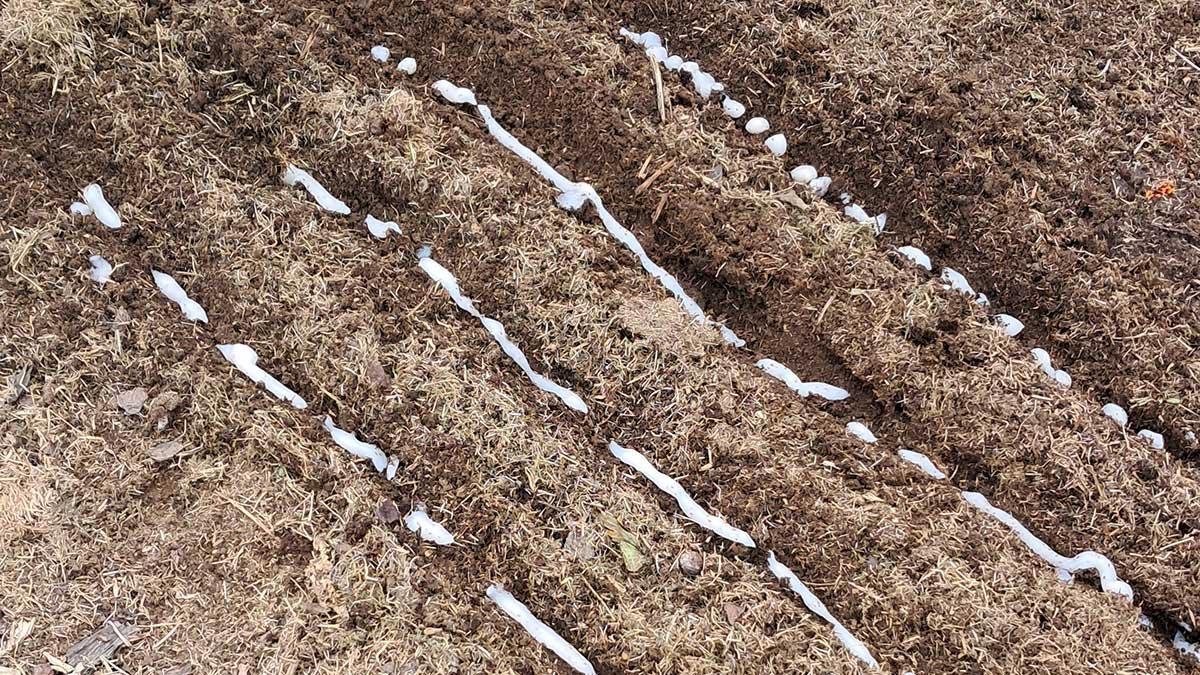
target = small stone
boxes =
[147,440,185,462]
[705,164,724,181]
[723,602,746,624]
[678,550,703,576]
[374,498,402,524]
[114,387,148,415]
[365,360,391,388]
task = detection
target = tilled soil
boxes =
[2,0,1198,673]
[573,0,1200,453]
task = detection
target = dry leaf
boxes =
[723,602,746,624]
[564,526,596,561]
[147,390,183,431]
[147,440,185,462]
[4,366,31,405]
[774,188,806,208]
[115,388,148,415]
[599,515,648,573]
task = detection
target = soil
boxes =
[571,0,1200,453]
[1,0,1198,673]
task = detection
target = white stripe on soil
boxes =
[432,79,744,348]
[216,343,308,409]
[152,270,208,323]
[767,552,880,669]
[281,164,350,215]
[961,491,1132,599]
[417,250,588,413]
[609,441,755,547]
[756,359,849,401]
[486,584,596,674]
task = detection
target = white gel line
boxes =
[216,343,308,409]
[745,117,770,134]
[1175,629,1200,662]
[323,415,389,473]
[755,359,849,401]
[846,422,877,443]
[767,552,880,669]
[487,584,596,675]
[1031,348,1072,388]
[365,214,402,239]
[961,491,1132,599]
[405,505,456,545]
[995,314,1024,337]
[151,270,208,323]
[609,441,755,547]
[81,183,122,229]
[764,133,787,155]
[896,245,931,271]
[89,255,113,284]
[791,165,818,184]
[1137,429,1164,449]
[432,79,744,348]
[1102,403,1128,427]
[417,250,588,413]
[896,449,947,480]
[281,164,351,215]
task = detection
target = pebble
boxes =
[678,550,703,576]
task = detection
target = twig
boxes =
[651,194,668,224]
[1172,47,1200,74]
[650,55,666,123]
[635,159,676,195]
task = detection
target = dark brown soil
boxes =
[566,0,1200,454]
[2,0,1198,672]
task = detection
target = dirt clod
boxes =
[374,498,402,524]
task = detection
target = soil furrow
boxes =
[3,0,1199,671]
[561,0,1200,455]
[280,0,1200,634]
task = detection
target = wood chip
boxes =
[65,621,140,668]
